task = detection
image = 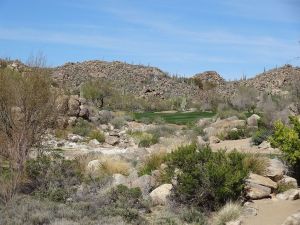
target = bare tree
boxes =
[0,65,56,203]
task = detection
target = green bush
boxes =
[111,116,126,129]
[72,118,93,136]
[269,116,300,165]
[252,129,272,145]
[128,130,160,147]
[226,128,246,140]
[180,207,207,224]
[25,153,83,202]
[88,130,105,143]
[138,152,167,176]
[163,144,249,211]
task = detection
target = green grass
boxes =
[133,111,215,125]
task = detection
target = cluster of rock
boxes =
[245,158,299,201]
[193,70,226,87]
[86,162,172,206]
[50,60,201,99]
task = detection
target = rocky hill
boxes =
[50,60,201,99]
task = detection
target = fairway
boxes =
[133,111,215,125]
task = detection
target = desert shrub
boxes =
[213,202,242,225]
[100,157,130,176]
[72,118,93,136]
[147,125,176,137]
[269,116,300,165]
[180,207,207,224]
[25,153,83,202]
[163,144,248,211]
[217,109,246,120]
[128,130,159,147]
[276,182,296,193]
[138,151,167,176]
[54,128,69,139]
[242,154,268,175]
[88,130,105,143]
[111,116,126,129]
[138,117,152,124]
[225,128,246,140]
[231,86,258,113]
[98,110,114,124]
[252,129,272,145]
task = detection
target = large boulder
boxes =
[150,184,172,206]
[245,182,271,200]
[247,114,260,127]
[277,189,300,200]
[56,95,69,114]
[68,95,80,117]
[105,136,119,146]
[246,173,277,189]
[265,158,286,181]
[130,175,156,195]
[281,212,300,225]
[86,159,101,175]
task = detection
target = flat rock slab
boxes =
[247,173,278,189]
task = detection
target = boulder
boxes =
[226,220,242,225]
[281,212,300,225]
[67,134,84,142]
[246,182,271,200]
[105,136,119,146]
[111,173,128,186]
[197,136,207,146]
[197,118,211,128]
[258,141,272,149]
[150,184,172,206]
[209,136,221,144]
[278,176,298,189]
[88,139,100,146]
[79,105,89,119]
[277,189,300,200]
[68,95,80,117]
[86,160,101,174]
[265,158,286,181]
[247,173,278,189]
[204,126,218,137]
[247,114,261,127]
[130,175,156,195]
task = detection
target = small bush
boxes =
[98,110,114,124]
[213,202,242,225]
[138,151,167,176]
[88,130,105,143]
[252,129,272,145]
[138,134,159,147]
[276,182,296,193]
[242,154,268,175]
[226,128,246,140]
[180,207,207,224]
[100,158,130,176]
[164,144,249,211]
[111,116,126,129]
[217,109,246,120]
[72,118,92,137]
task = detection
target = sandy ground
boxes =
[210,138,281,154]
[242,198,300,225]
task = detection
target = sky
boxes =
[0,0,299,79]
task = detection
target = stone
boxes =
[105,136,119,146]
[86,160,101,174]
[79,105,89,119]
[276,189,300,200]
[111,173,128,186]
[67,134,84,142]
[68,95,80,116]
[197,136,207,146]
[258,141,272,149]
[209,136,221,144]
[247,173,278,189]
[247,114,261,127]
[68,116,77,126]
[265,158,286,181]
[246,182,271,200]
[130,175,156,195]
[281,212,300,225]
[204,126,217,137]
[88,139,100,146]
[278,176,298,189]
[225,220,242,225]
[149,184,172,206]
[197,118,211,128]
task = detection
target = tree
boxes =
[0,67,56,203]
[80,79,113,108]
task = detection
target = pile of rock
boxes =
[245,158,299,201]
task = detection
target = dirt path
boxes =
[242,198,300,225]
[210,138,281,154]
